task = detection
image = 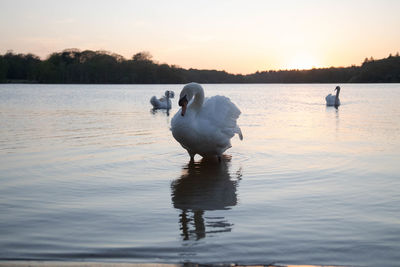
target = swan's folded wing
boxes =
[326,94,336,105]
[200,95,242,139]
[150,96,159,108]
[325,93,332,101]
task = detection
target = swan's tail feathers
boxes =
[236,126,243,140]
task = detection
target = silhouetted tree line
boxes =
[1,49,399,83]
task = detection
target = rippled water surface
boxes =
[1,84,399,266]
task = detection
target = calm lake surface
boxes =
[1,83,399,266]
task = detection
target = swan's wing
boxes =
[151,95,171,109]
[325,94,332,104]
[199,95,242,140]
[150,96,159,108]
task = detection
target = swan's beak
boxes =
[181,102,187,116]
[179,95,188,116]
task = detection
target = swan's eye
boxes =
[179,95,188,106]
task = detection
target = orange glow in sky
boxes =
[0,0,399,74]
[284,53,320,70]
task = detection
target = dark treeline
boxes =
[1,49,400,83]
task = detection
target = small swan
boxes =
[326,86,341,107]
[171,83,243,161]
[150,90,174,109]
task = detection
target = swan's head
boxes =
[165,90,174,98]
[335,86,341,92]
[178,94,188,116]
[178,83,198,116]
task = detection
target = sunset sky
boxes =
[1,0,399,74]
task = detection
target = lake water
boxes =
[0,83,399,267]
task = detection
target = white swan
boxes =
[171,83,243,161]
[326,86,341,107]
[150,90,174,109]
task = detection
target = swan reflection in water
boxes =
[171,156,241,240]
[150,107,171,117]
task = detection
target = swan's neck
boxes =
[189,87,204,111]
[335,89,340,105]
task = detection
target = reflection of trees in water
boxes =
[171,156,241,240]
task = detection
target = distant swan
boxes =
[171,82,243,161]
[150,90,174,109]
[326,86,341,107]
